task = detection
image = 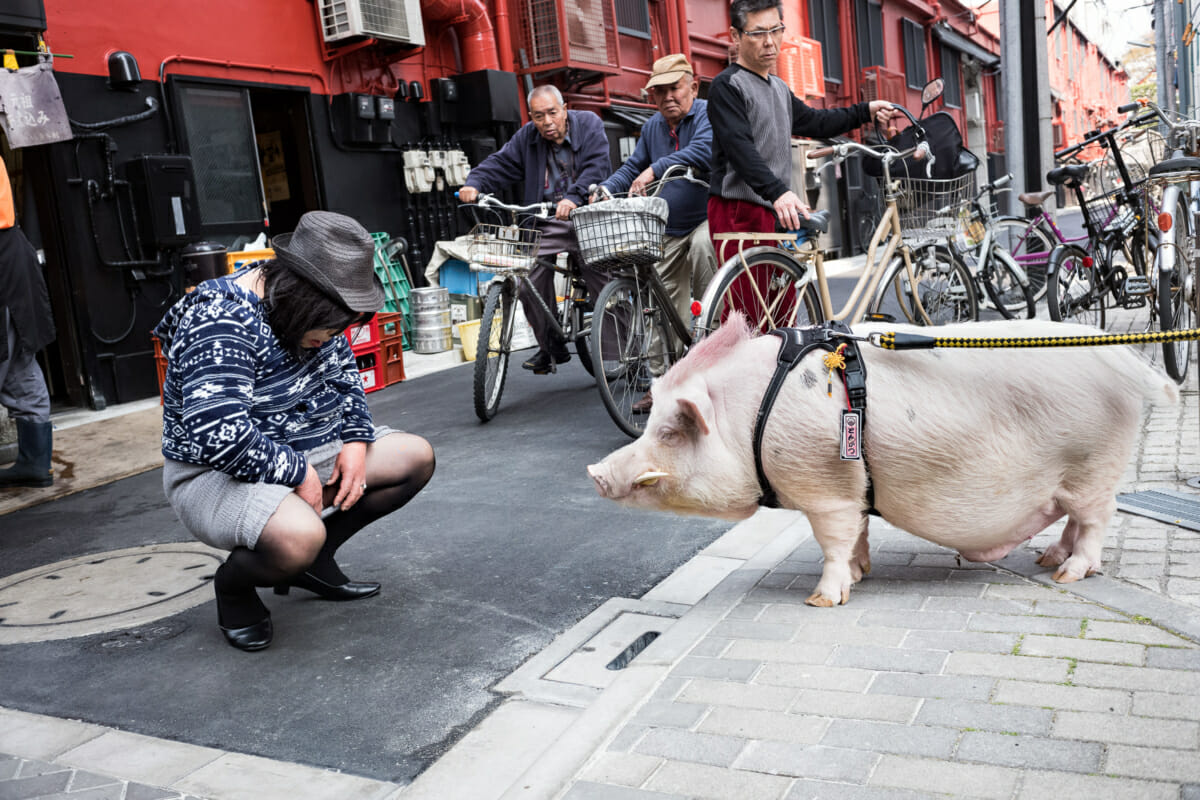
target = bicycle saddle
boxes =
[795,209,831,234]
[1046,164,1089,188]
[1018,190,1055,207]
[1149,156,1200,178]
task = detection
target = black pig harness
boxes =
[753,322,873,512]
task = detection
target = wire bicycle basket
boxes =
[885,174,976,244]
[1083,185,1143,235]
[468,223,541,274]
[570,196,669,270]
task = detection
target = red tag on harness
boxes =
[840,409,862,461]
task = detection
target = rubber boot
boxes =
[0,419,53,489]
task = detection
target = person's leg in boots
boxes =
[276,432,435,599]
[0,309,54,489]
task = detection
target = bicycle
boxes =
[928,173,1037,320]
[578,166,708,438]
[1140,100,1200,382]
[1045,102,1164,330]
[695,94,978,337]
[992,106,1165,308]
[461,195,594,422]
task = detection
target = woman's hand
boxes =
[328,441,368,510]
[297,463,324,515]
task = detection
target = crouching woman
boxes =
[154,211,435,652]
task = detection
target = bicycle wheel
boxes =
[1158,193,1194,382]
[1047,244,1107,327]
[981,244,1037,319]
[591,277,678,438]
[992,216,1054,302]
[697,249,824,335]
[879,244,978,325]
[473,279,516,422]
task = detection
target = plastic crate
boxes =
[345,317,381,353]
[355,349,382,393]
[226,248,275,274]
[377,311,403,344]
[383,340,405,385]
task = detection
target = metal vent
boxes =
[319,0,425,46]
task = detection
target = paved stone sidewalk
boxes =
[560,526,1200,800]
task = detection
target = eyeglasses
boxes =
[739,24,786,41]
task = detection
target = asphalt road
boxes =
[0,354,730,783]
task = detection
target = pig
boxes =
[588,314,1177,607]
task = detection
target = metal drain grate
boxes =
[1116,489,1200,532]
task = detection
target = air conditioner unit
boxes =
[565,0,609,65]
[319,0,425,47]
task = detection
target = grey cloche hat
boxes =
[271,211,386,312]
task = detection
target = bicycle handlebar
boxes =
[589,164,709,202]
[807,139,934,177]
[456,192,554,218]
[1054,108,1158,160]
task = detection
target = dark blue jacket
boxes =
[465,109,611,207]
[601,99,711,236]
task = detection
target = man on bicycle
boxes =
[458,85,611,374]
[596,54,718,327]
[708,0,897,249]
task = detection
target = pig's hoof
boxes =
[805,592,836,607]
[1052,566,1081,583]
[1037,549,1066,568]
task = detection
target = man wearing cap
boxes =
[155,211,436,652]
[459,85,612,374]
[709,0,897,249]
[597,54,718,328]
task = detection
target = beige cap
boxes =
[644,53,694,90]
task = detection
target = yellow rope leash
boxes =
[873,327,1200,351]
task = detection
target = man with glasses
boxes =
[708,0,897,254]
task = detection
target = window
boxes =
[940,45,962,108]
[855,0,884,68]
[902,19,927,89]
[809,0,843,83]
[614,0,650,38]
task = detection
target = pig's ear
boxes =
[675,395,712,437]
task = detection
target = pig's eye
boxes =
[657,425,681,445]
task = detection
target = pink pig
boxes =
[588,314,1176,607]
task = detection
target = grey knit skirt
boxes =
[162,426,397,551]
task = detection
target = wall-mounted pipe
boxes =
[422,0,501,73]
[493,0,515,71]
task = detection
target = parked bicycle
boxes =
[695,81,978,338]
[461,194,594,422]
[923,173,1037,320]
[1140,99,1200,382]
[579,166,709,437]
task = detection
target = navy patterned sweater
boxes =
[154,267,374,487]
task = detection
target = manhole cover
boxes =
[0,543,225,644]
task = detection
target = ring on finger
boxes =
[361,482,368,490]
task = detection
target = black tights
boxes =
[216,448,435,628]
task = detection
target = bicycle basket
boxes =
[570,196,669,270]
[886,174,976,243]
[468,223,541,273]
[1082,185,1142,234]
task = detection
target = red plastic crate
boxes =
[383,341,405,385]
[355,349,383,393]
[378,311,403,344]
[345,317,381,353]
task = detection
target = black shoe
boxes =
[274,571,381,601]
[220,616,273,652]
[523,350,555,374]
[631,390,653,414]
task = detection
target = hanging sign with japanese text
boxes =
[0,60,73,148]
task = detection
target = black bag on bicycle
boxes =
[863,111,979,181]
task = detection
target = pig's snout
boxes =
[587,464,612,498]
